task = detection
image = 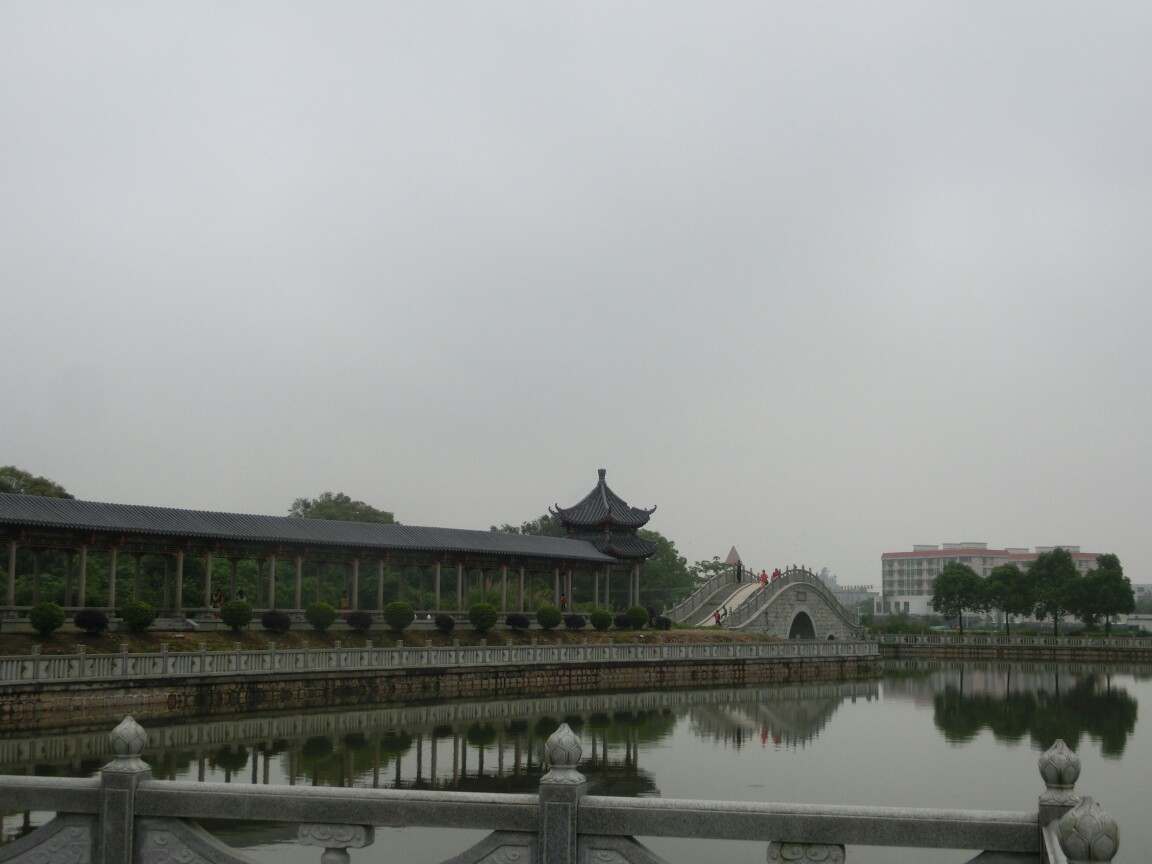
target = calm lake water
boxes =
[3,660,1148,864]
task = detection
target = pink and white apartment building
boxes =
[881,542,1100,616]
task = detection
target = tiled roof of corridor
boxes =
[0,493,617,563]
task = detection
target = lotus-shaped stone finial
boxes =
[1059,796,1119,862]
[540,723,585,785]
[106,715,150,773]
[1038,738,1081,808]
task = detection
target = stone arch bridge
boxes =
[665,566,862,640]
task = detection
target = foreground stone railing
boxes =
[0,638,877,686]
[0,717,1118,864]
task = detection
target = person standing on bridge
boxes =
[713,609,721,626]
[760,570,768,586]
[771,568,781,582]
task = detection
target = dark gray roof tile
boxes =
[0,493,615,564]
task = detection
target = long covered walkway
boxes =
[0,492,648,619]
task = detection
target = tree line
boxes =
[930,548,1134,635]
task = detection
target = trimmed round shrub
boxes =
[536,605,562,631]
[120,599,156,633]
[29,601,65,637]
[469,602,499,634]
[383,601,415,633]
[589,607,612,632]
[505,612,531,631]
[626,605,649,629]
[305,601,338,633]
[434,613,456,635]
[347,610,375,633]
[221,600,254,632]
[74,608,109,635]
[613,613,632,630]
[654,615,672,631]
[261,609,292,633]
[564,614,586,631]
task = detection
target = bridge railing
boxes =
[663,568,741,623]
[0,638,879,687]
[0,717,1118,864]
[724,568,860,632]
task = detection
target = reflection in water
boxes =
[885,661,1139,756]
[3,664,1145,863]
[0,681,879,798]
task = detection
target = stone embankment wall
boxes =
[0,655,879,732]
[877,634,1152,663]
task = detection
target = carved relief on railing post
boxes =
[98,714,152,864]
[298,823,375,864]
[767,841,845,863]
[1057,796,1118,863]
[539,723,586,864]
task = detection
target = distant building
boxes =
[881,543,1102,616]
[815,567,879,614]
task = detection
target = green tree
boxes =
[120,600,156,632]
[220,600,253,632]
[1029,548,1080,636]
[383,601,415,632]
[491,515,695,611]
[930,562,985,634]
[983,564,1032,635]
[469,602,499,634]
[290,492,394,523]
[29,601,66,636]
[489,513,565,537]
[536,605,562,631]
[636,530,695,610]
[688,556,728,583]
[1073,554,1134,635]
[0,466,74,498]
[305,601,338,632]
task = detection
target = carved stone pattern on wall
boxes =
[0,815,94,864]
[297,825,374,849]
[135,818,257,864]
[438,831,537,864]
[767,841,845,863]
[579,836,673,864]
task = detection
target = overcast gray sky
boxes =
[4,3,1150,589]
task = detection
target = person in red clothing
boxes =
[771,568,781,581]
[760,570,768,585]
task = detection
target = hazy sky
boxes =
[4,3,1151,589]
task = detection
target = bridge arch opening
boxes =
[788,611,816,640]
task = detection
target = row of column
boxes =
[4,541,643,615]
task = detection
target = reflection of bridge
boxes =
[666,566,862,640]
